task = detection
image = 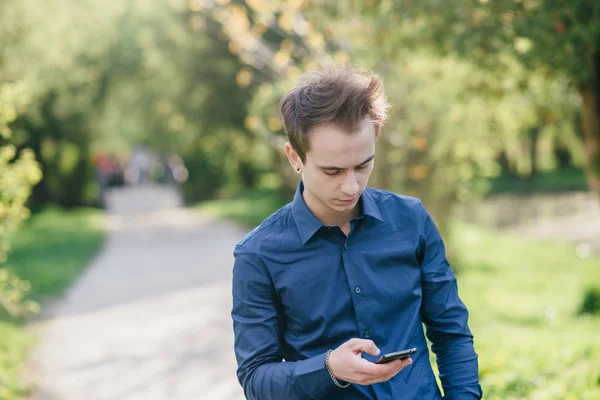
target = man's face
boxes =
[287,118,376,221]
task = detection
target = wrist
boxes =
[325,349,351,388]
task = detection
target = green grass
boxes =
[452,223,600,399]
[196,188,290,228]
[4,208,105,299]
[0,321,32,400]
[201,190,600,399]
[0,208,104,400]
[487,167,588,196]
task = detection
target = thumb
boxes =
[349,339,380,357]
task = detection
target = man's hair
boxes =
[279,65,389,163]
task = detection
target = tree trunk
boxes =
[579,83,600,199]
[528,126,540,177]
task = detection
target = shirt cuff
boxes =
[292,352,338,399]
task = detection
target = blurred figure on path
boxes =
[161,153,189,186]
[126,145,151,185]
[92,151,116,207]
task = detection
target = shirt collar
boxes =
[291,181,323,244]
[291,181,384,244]
[361,188,384,223]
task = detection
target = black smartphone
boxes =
[374,348,417,364]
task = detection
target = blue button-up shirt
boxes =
[232,181,482,400]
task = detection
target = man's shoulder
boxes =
[235,202,295,254]
[365,187,424,215]
[365,188,426,236]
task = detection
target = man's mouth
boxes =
[338,196,358,204]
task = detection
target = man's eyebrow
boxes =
[317,155,375,170]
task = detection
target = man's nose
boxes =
[341,172,360,196]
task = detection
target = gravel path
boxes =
[29,185,247,400]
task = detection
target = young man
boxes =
[231,67,482,399]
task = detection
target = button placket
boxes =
[342,236,369,345]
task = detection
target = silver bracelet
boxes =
[325,349,351,388]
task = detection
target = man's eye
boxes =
[324,170,340,176]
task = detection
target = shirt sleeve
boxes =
[231,247,337,400]
[417,203,483,400]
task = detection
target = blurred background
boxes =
[1,0,599,399]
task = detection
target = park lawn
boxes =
[0,208,104,400]
[199,192,600,400]
[450,222,600,400]
[197,188,289,229]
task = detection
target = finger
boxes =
[356,358,400,377]
[347,338,380,356]
[384,358,413,380]
[367,358,413,384]
[386,358,413,377]
[346,357,394,382]
[362,360,403,385]
[363,357,412,377]
[387,357,412,373]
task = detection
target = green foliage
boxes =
[579,287,600,316]
[12,93,98,208]
[389,0,600,199]
[0,269,39,319]
[204,0,586,241]
[0,320,32,400]
[4,0,589,209]
[181,150,228,203]
[1,0,257,207]
[0,80,41,398]
[0,82,42,318]
[488,167,588,195]
[391,0,600,85]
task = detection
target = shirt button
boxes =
[364,330,371,338]
[354,286,361,294]
[344,243,348,250]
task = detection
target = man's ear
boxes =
[285,142,303,173]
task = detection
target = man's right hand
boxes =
[328,338,412,386]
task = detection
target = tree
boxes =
[201,0,583,238]
[390,0,600,198]
[2,0,258,206]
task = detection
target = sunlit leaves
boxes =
[268,117,282,131]
[0,85,41,319]
[204,0,584,213]
[514,37,534,54]
[0,83,29,139]
[236,68,253,87]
